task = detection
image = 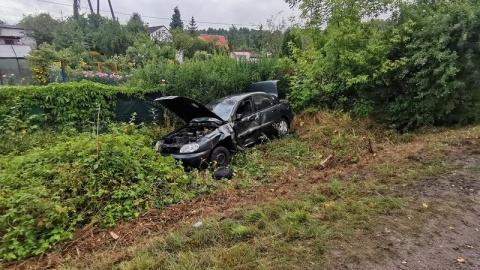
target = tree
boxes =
[53,18,84,49]
[0,19,5,25]
[378,0,480,129]
[188,16,197,36]
[170,6,184,30]
[127,12,146,34]
[227,25,239,50]
[281,28,302,58]
[285,0,395,26]
[127,33,175,67]
[91,19,130,56]
[18,13,60,45]
[260,13,287,56]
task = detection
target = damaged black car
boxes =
[154,81,294,168]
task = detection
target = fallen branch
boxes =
[319,154,333,169]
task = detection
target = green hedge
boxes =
[0,81,157,131]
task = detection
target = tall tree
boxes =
[170,6,184,30]
[227,25,239,50]
[52,17,84,49]
[18,13,61,45]
[127,12,146,34]
[188,16,197,35]
[281,28,302,58]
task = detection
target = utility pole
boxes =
[73,0,80,19]
[107,0,115,20]
[97,0,99,15]
[87,0,94,14]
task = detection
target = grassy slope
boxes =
[7,112,480,269]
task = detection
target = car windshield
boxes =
[206,98,237,121]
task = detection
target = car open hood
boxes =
[155,96,225,123]
[245,80,279,97]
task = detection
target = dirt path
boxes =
[329,150,480,270]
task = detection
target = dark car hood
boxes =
[245,80,279,97]
[155,96,225,123]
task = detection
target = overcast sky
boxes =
[0,0,299,29]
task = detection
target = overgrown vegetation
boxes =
[287,0,480,130]
[129,56,293,104]
[0,123,228,261]
[3,0,480,266]
[53,111,473,270]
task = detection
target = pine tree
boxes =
[127,12,146,34]
[188,16,197,36]
[170,6,184,30]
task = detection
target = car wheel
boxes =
[277,117,289,137]
[210,146,231,167]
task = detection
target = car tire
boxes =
[210,146,231,167]
[277,117,289,137]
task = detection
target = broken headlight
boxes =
[180,143,200,153]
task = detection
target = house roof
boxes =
[199,34,230,50]
[147,25,168,35]
[0,24,25,30]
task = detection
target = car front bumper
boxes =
[161,149,212,168]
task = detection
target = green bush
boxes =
[288,0,480,130]
[129,56,293,104]
[0,127,218,261]
[375,0,480,130]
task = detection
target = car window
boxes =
[236,98,253,117]
[206,98,236,121]
[253,94,273,111]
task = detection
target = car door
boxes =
[253,93,280,137]
[234,96,262,147]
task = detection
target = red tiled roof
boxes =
[199,34,230,50]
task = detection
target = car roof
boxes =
[214,92,272,103]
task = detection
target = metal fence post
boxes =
[61,60,67,83]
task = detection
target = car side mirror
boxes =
[236,114,243,121]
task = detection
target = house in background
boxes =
[198,34,230,50]
[147,25,172,43]
[230,50,257,61]
[0,24,36,47]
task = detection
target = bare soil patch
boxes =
[327,149,480,270]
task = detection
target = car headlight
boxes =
[180,143,200,153]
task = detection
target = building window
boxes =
[4,40,15,45]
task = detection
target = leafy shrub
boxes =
[375,0,480,130]
[288,0,480,130]
[0,127,218,261]
[129,56,293,104]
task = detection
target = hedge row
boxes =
[0,81,160,131]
